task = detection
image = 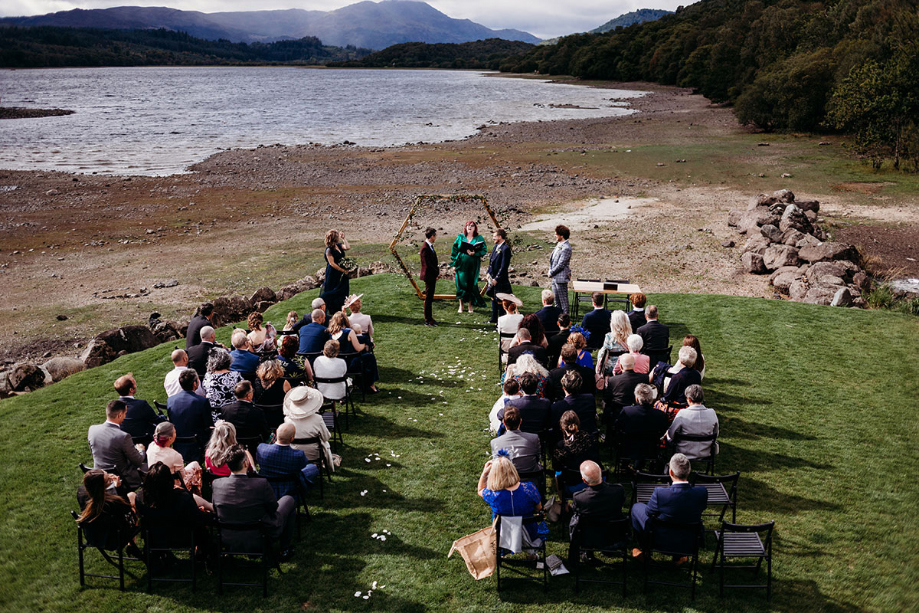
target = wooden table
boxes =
[570,280,642,318]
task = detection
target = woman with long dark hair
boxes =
[77,469,140,555]
[320,229,351,313]
[451,220,487,313]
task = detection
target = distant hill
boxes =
[0,1,541,50]
[538,8,672,45]
[329,38,534,69]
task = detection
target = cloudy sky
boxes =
[0,0,693,39]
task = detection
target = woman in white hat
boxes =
[283,386,335,471]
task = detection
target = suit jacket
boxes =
[637,320,670,354]
[551,394,599,436]
[119,396,164,439]
[507,342,549,368]
[187,341,217,376]
[581,308,612,349]
[419,241,438,284]
[503,395,552,435]
[166,390,213,462]
[212,474,280,551]
[297,322,331,354]
[256,443,309,499]
[491,429,542,473]
[229,349,260,376]
[668,404,719,460]
[603,370,648,417]
[548,240,571,283]
[546,328,571,367]
[627,309,647,331]
[545,364,595,403]
[572,482,624,519]
[185,314,211,349]
[613,403,669,461]
[662,367,702,406]
[535,305,562,333]
[646,483,708,525]
[220,400,270,442]
[87,421,147,490]
[486,242,511,290]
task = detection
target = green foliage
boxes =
[327,38,534,69]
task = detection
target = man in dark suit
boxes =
[185,301,214,349]
[419,227,439,327]
[535,289,563,334]
[631,453,707,560]
[257,423,319,499]
[490,407,542,474]
[551,371,599,438]
[501,373,552,435]
[506,328,549,368]
[568,460,625,555]
[613,383,669,465]
[220,381,270,443]
[627,292,647,331]
[546,344,595,402]
[602,354,647,424]
[114,373,164,440]
[546,313,572,369]
[166,369,213,463]
[297,309,330,354]
[87,399,147,490]
[212,445,297,560]
[187,325,220,377]
[637,304,670,366]
[485,228,512,324]
[581,292,612,350]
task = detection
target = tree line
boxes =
[328,39,535,69]
[498,0,919,170]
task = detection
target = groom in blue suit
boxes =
[548,224,572,314]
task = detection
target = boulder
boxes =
[773,189,795,203]
[211,295,252,328]
[750,194,778,208]
[805,261,850,285]
[760,224,784,244]
[727,209,744,227]
[722,240,736,248]
[811,224,828,241]
[804,210,818,223]
[736,207,782,234]
[782,229,806,246]
[831,287,854,307]
[369,261,390,274]
[315,269,326,284]
[8,362,46,391]
[42,356,85,382]
[798,242,857,263]
[779,204,813,234]
[772,271,803,293]
[356,266,373,278]
[0,373,12,399]
[796,234,821,249]
[741,252,767,274]
[80,338,117,369]
[803,284,839,305]
[742,235,771,256]
[249,286,277,305]
[762,245,800,270]
[795,199,820,213]
[96,325,159,355]
[151,320,183,343]
[852,271,871,292]
[275,285,300,302]
[789,279,809,301]
[769,265,805,284]
[255,300,274,312]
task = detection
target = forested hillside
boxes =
[500,0,919,169]
[0,26,372,67]
[328,38,534,69]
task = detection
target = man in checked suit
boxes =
[419,227,439,327]
[548,224,572,314]
[485,228,512,324]
[257,423,319,499]
[87,399,147,490]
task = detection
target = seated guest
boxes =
[477,456,545,541]
[631,453,706,560]
[497,298,524,336]
[247,312,277,354]
[77,469,140,556]
[220,380,271,444]
[146,421,207,506]
[546,313,572,368]
[290,298,327,333]
[613,334,651,375]
[204,421,255,477]
[637,305,670,366]
[211,445,297,561]
[314,340,348,401]
[164,349,198,398]
[166,370,213,463]
[597,310,632,377]
[187,326,221,377]
[345,295,374,341]
[282,311,299,334]
[297,309,331,354]
[559,332,593,369]
[489,379,521,435]
[491,407,542,474]
[114,372,164,440]
[203,348,244,417]
[506,354,550,398]
[613,384,669,464]
[627,292,647,331]
[277,334,312,383]
[666,385,718,460]
[655,346,702,411]
[506,328,549,368]
[602,354,647,423]
[510,313,549,349]
[553,411,600,493]
[683,334,706,379]
[229,329,260,378]
[546,344,595,403]
[568,460,625,561]
[257,423,320,499]
[328,311,379,393]
[535,289,562,334]
[284,386,335,472]
[581,292,612,350]
[502,373,552,435]
[185,301,214,350]
[253,360,292,407]
[88,399,147,490]
[551,371,599,438]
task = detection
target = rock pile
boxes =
[728,190,870,307]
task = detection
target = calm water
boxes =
[0,67,643,176]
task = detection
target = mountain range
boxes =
[0,1,541,50]
[538,8,673,45]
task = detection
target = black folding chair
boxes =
[138,506,197,592]
[498,331,516,374]
[215,520,277,597]
[670,431,719,475]
[517,467,547,503]
[236,435,263,455]
[153,400,168,416]
[571,515,630,596]
[71,510,142,591]
[641,517,704,600]
[711,521,775,601]
[319,400,344,453]
[630,471,672,506]
[254,403,285,431]
[495,513,548,591]
[292,436,331,499]
[201,470,228,502]
[691,471,740,527]
[313,375,355,429]
[259,472,312,540]
[339,350,367,403]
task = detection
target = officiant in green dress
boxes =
[451,220,488,313]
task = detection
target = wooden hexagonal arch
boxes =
[388,194,501,300]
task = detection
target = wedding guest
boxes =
[420,227,439,327]
[548,224,572,314]
[321,229,351,314]
[451,221,487,313]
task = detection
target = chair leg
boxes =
[77,530,86,587]
[217,542,223,595]
[766,553,772,602]
[118,546,125,591]
[690,551,698,601]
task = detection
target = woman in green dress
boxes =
[451,220,488,313]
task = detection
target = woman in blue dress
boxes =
[477,456,546,542]
[320,229,351,314]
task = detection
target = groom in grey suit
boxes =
[548,224,572,314]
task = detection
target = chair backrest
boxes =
[690,471,738,492]
[237,435,263,452]
[720,520,775,547]
[215,519,270,554]
[647,516,703,556]
[573,515,630,551]
[292,436,321,446]
[153,400,167,416]
[296,351,322,366]
[254,403,284,430]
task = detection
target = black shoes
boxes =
[425,321,439,327]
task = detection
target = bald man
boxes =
[164,349,189,397]
[256,424,320,498]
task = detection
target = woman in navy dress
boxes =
[320,229,351,314]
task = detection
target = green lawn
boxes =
[1,273,917,612]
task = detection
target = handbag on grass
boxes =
[448,521,497,580]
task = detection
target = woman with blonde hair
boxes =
[597,310,632,377]
[477,455,546,541]
[320,228,351,313]
[253,359,292,406]
[204,421,255,477]
[558,331,593,369]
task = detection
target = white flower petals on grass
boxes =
[355,591,362,597]
[361,490,368,496]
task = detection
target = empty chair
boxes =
[691,471,739,527]
[711,521,775,601]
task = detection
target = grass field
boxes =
[1,273,917,612]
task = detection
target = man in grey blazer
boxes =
[87,399,147,490]
[212,445,297,560]
[490,406,542,474]
[548,224,572,314]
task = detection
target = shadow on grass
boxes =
[727,417,818,442]
[737,475,841,514]
[346,412,445,441]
